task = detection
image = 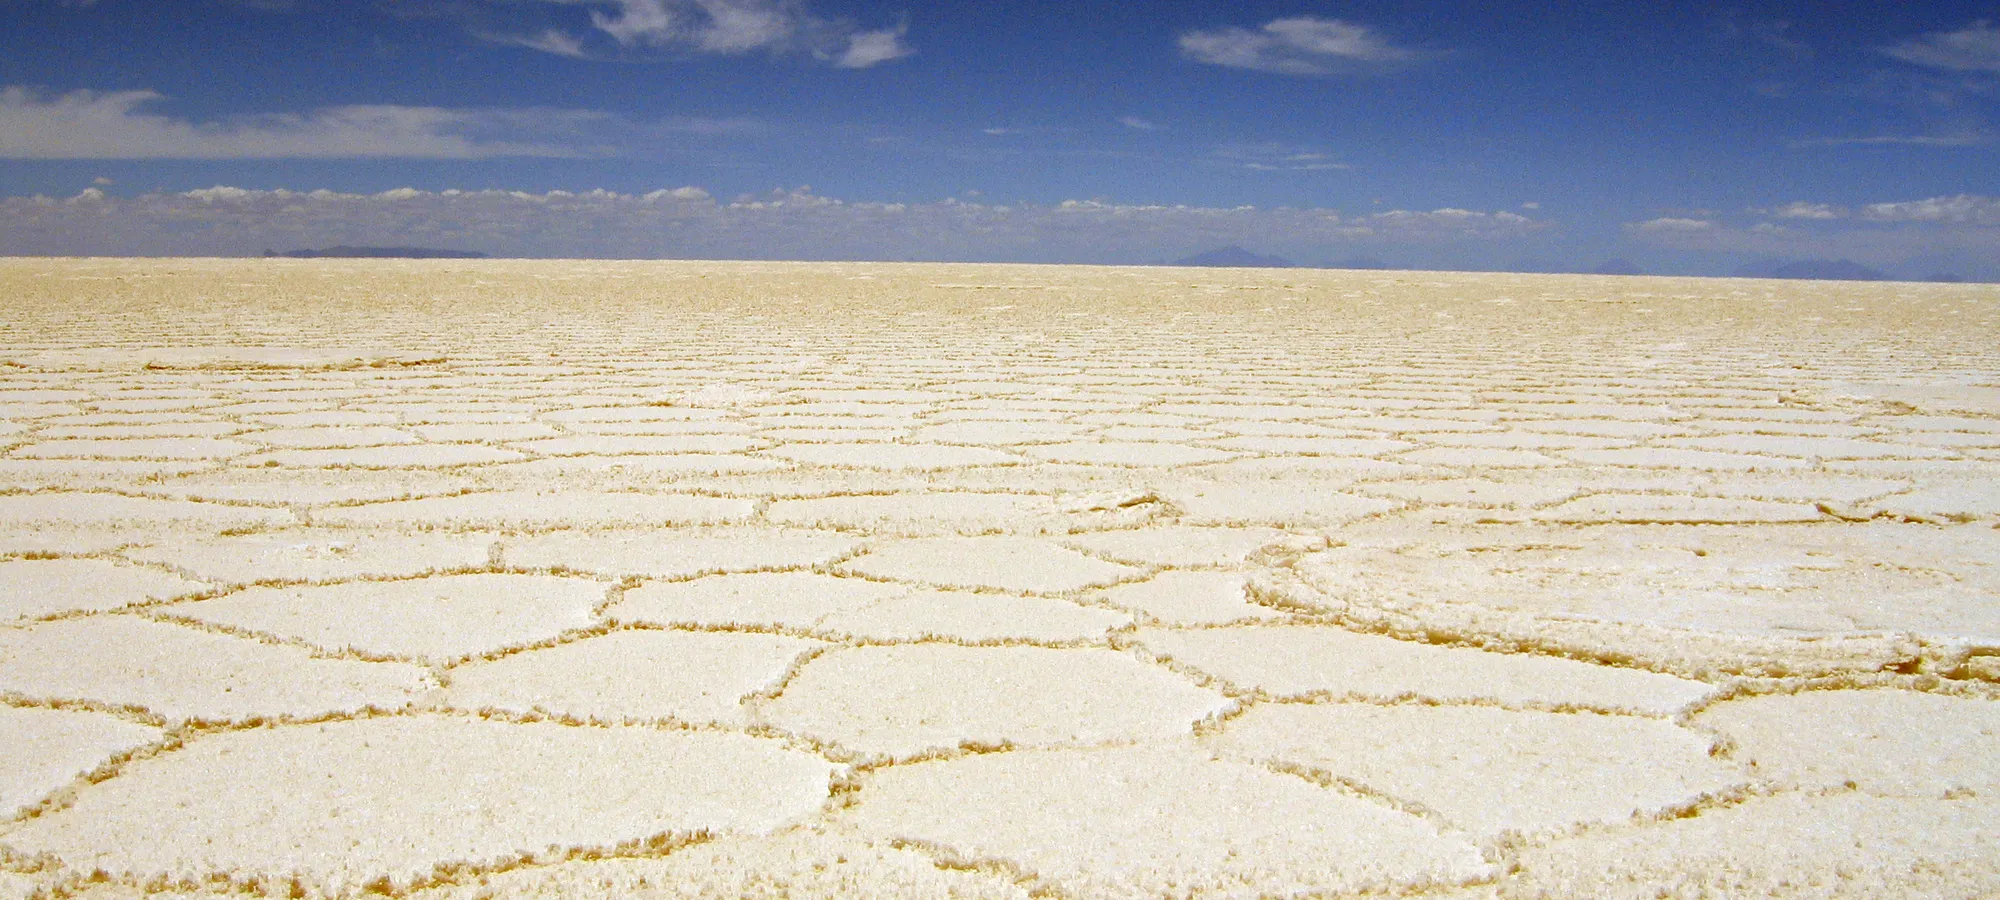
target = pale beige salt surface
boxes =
[406,829,1032,899]
[1017,441,1240,466]
[8,346,440,370]
[11,437,258,460]
[312,490,752,529]
[1,558,212,622]
[142,469,470,506]
[1058,525,1314,566]
[762,442,1021,470]
[814,588,1132,642]
[764,491,1066,535]
[760,645,1228,759]
[1691,689,2000,795]
[1533,493,1823,523]
[0,616,433,722]
[842,743,1490,898]
[245,410,398,427]
[0,493,291,528]
[0,872,36,900]
[1090,571,1285,625]
[611,571,909,630]
[241,425,420,448]
[509,434,766,456]
[238,444,526,468]
[908,420,1090,444]
[1559,447,1808,470]
[1133,626,1713,715]
[484,454,791,476]
[0,717,835,895]
[1867,478,2000,520]
[498,527,860,578]
[119,529,491,584]
[412,422,561,442]
[445,630,821,726]
[1210,703,1741,840]
[169,573,605,663]
[1283,526,2000,676]
[1356,477,1584,508]
[1500,792,2000,899]
[840,536,1140,593]
[1161,481,1402,526]
[0,705,161,817]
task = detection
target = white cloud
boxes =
[1629,217,1717,234]
[1770,201,1844,219]
[1794,131,1994,148]
[1179,17,1428,76]
[1213,142,1350,171]
[1626,194,2000,270]
[834,26,911,68]
[1118,116,1160,131]
[508,0,910,67]
[0,185,1548,261]
[0,87,608,159]
[1860,194,2000,225]
[1883,21,2000,72]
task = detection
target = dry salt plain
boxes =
[0,257,1997,899]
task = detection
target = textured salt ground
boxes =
[3,260,1999,899]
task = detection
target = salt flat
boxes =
[0,258,1996,898]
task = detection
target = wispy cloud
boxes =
[0,185,1548,261]
[1883,21,2000,72]
[1179,16,1431,76]
[1213,142,1349,171]
[1118,116,1160,131]
[1793,130,1994,148]
[0,87,615,159]
[486,0,911,67]
[1626,194,2000,271]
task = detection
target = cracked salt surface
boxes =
[1,259,1997,898]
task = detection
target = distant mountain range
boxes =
[1732,258,1888,281]
[1170,245,1295,268]
[264,246,487,259]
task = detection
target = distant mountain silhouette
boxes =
[1505,257,1564,274]
[1590,258,1644,275]
[1923,272,1965,283]
[1332,255,1390,270]
[265,246,487,259]
[1734,258,1887,281]
[1171,245,1294,268]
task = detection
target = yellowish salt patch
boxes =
[445,630,822,726]
[406,829,1033,899]
[498,527,860,578]
[0,705,162,817]
[1059,525,1310,566]
[840,536,1140,592]
[1504,792,2000,898]
[1090,571,1285,625]
[313,490,753,529]
[1692,689,2000,795]
[814,589,1132,642]
[610,571,906,629]
[1133,626,1714,715]
[1210,703,1743,839]
[170,573,604,663]
[761,645,1228,759]
[0,616,434,722]
[843,744,1492,898]
[1,558,212,622]
[120,529,491,584]
[1,717,835,895]
[762,442,1021,470]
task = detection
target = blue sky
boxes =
[3,0,1998,276]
